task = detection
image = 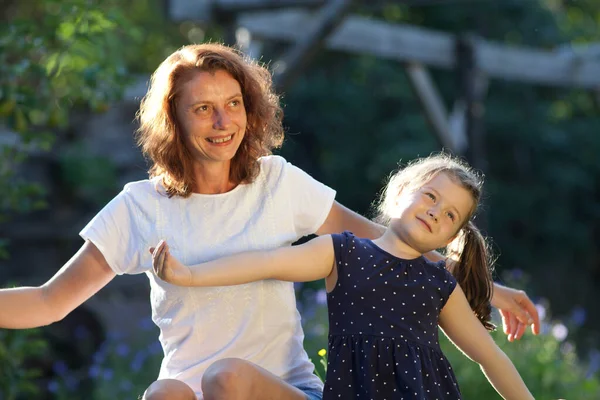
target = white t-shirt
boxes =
[80,155,335,397]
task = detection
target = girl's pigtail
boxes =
[446,221,495,331]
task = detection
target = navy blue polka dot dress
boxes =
[323,231,461,400]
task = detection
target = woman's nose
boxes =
[213,109,232,130]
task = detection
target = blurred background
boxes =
[0,0,599,398]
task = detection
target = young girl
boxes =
[150,154,534,400]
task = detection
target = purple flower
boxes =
[65,375,79,391]
[89,365,101,378]
[116,343,130,357]
[509,269,524,281]
[131,350,147,372]
[586,349,600,378]
[149,340,163,355]
[139,317,155,331]
[47,380,60,393]
[120,380,134,391]
[551,323,568,341]
[315,289,327,305]
[52,360,68,376]
[535,304,546,321]
[74,325,90,340]
[570,306,586,327]
[103,368,114,381]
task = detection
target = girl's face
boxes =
[176,69,247,167]
[389,172,475,254]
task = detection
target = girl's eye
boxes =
[425,192,436,202]
[446,212,455,222]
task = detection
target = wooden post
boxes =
[271,0,353,92]
[455,36,488,168]
[404,63,467,155]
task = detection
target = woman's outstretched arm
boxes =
[0,241,116,329]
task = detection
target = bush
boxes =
[0,328,48,400]
[48,317,162,399]
[442,327,600,400]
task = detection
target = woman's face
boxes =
[176,69,247,167]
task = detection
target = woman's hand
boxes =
[150,240,192,286]
[492,283,541,341]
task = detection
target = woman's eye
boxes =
[230,99,240,107]
[196,105,209,113]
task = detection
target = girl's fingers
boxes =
[155,246,166,277]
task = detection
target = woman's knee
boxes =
[142,379,196,400]
[202,358,252,398]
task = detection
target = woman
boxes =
[0,44,539,400]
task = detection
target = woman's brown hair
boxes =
[375,153,495,330]
[136,43,284,197]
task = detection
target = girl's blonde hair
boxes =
[136,43,284,197]
[375,153,495,330]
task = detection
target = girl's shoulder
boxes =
[422,257,457,286]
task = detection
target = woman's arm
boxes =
[427,251,540,341]
[439,285,534,400]
[152,235,336,287]
[316,201,385,239]
[0,241,116,329]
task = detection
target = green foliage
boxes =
[0,328,48,400]
[441,328,600,399]
[48,321,162,399]
[281,0,600,350]
[0,0,138,221]
[0,1,173,397]
[58,146,119,206]
[306,304,600,399]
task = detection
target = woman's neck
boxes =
[191,161,237,194]
[373,229,423,260]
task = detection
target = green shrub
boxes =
[48,318,162,399]
[0,328,48,400]
[441,327,600,400]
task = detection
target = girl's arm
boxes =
[152,235,336,287]
[439,285,534,400]
[0,241,116,329]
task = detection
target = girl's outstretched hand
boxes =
[150,240,192,286]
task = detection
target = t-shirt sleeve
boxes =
[285,161,336,237]
[79,187,146,275]
[438,260,458,308]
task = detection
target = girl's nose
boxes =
[427,209,438,222]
